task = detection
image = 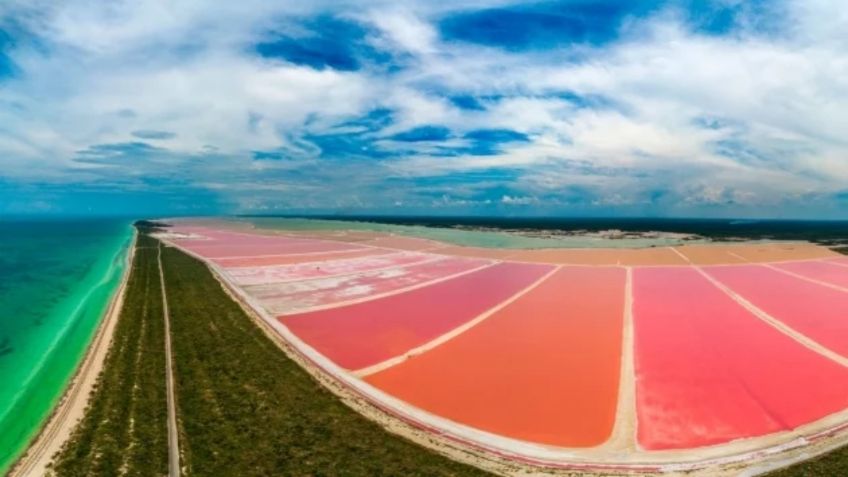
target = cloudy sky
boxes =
[0,0,847,218]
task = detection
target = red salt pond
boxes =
[705,264,848,358]
[181,240,360,258]
[772,260,848,289]
[170,227,363,258]
[280,262,552,370]
[366,267,626,447]
[248,256,490,315]
[174,229,312,246]
[225,252,435,286]
[163,224,848,468]
[365,235,444,251]
[213,248,389,268]
[634,267,848,450]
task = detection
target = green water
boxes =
[236,217,706,249]
[0,218,132,474]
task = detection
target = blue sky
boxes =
[0,0,847,218]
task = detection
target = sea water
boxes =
[0,218,132,473]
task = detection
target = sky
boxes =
[0,0,847,218]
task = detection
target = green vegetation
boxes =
[768,450,848,476]
[133,220,170,234]
[161,243,490,476]
[50,234,168,476]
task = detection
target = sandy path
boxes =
[158,242,181,477]
[9,233,137,477]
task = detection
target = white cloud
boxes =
[367,9,437,55]
[501,195,537,205]
[0,0,847,216]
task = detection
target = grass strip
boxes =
[769,452,848,476]
[49,233,168,476]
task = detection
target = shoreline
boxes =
[9,230,137,477]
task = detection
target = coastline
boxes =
[8,230,137,477]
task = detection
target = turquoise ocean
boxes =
[0,218,132,473]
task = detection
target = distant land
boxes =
[240,215,848,248]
